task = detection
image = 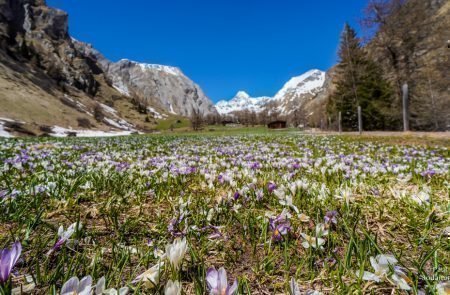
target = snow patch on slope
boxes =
[119,59,182,76]
[50,126,136,137]
[0,121,13,138]
[147,107,167,119]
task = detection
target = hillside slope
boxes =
[0,0,215,136]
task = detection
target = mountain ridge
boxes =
[215,69,326,116]
[0,0,216,136]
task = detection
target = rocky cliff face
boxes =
[74,40,217,117]
[0,0,217,136]
[0,0,98,95]
[105,59,217,117]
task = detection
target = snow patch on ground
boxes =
[99,103,135,131]
[0,122,14,138]
[100,103,117,114]
[0,117,23,123]
[50,126,136,138]
[147,107,167,119]
[168,103,177,115]
[64,95,93,116]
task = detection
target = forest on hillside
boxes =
[207,0,449,132]
[327,0,449,131]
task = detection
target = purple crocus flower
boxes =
[324,211,338,225]
[47,222,82,255]
[168,213,186,237]
[420,169,435,178]
[0,241,22,284]
[255,189,264,201]
[206,267,238,295]
[269,212,291,242]
[268,182,277,193]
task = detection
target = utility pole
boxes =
[338,112,342,134]
[358,106,362,135]
[402,83,409,132]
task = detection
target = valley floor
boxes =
[0,133,449,294]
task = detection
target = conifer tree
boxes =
[328,23,395,130]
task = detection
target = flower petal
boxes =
[95,276,106,295]
[218,267,228,292]
[227,279,238,295]
[206,267,218,291]
[290,278,301,295]
[119,287,129,295]
[362,271,381,282]
[78,275,93,295]
[61,277,79,295]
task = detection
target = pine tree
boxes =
[327,24,395,130]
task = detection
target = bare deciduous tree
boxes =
[190,107,204,131]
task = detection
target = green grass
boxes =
[155,117,191,131]
[0,133,448,294]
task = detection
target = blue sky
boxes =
[47,0,368,102]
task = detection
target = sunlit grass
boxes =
[0,134,448,294]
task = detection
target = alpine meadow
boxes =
[0,0,449,294]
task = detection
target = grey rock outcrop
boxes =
[1,0,216,124]
[0,0,98,95]
[74,40,217,117]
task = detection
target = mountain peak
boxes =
[273,69,325,101]
[117,59,182,76]
[234,91,250,99]
[215,69,326,115]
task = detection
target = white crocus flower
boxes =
[359,254,411,291]
[164,280,181,295]
[58,222,82,241]
[290,277,300,295]
[95,276,129,295]
[411,190,430,205]
[436,281,450,295]
[61,276,92,295]
[166,237,188,270]
[133,261,164,288]
[301,223,328,250]
[207,208,215,222]
[317,184,329,200]
[275,188,299,214]
[336,187,354,205]
[315,223,329,237]
[301,233,325,250]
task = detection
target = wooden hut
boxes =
[267,120,287,129]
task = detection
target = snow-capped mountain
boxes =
[273,69,325,101]
[103,58,217,117]
[274,69,326,114]
[74,38,218,117]
[216,91,271,115]
[215,69,326,115]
